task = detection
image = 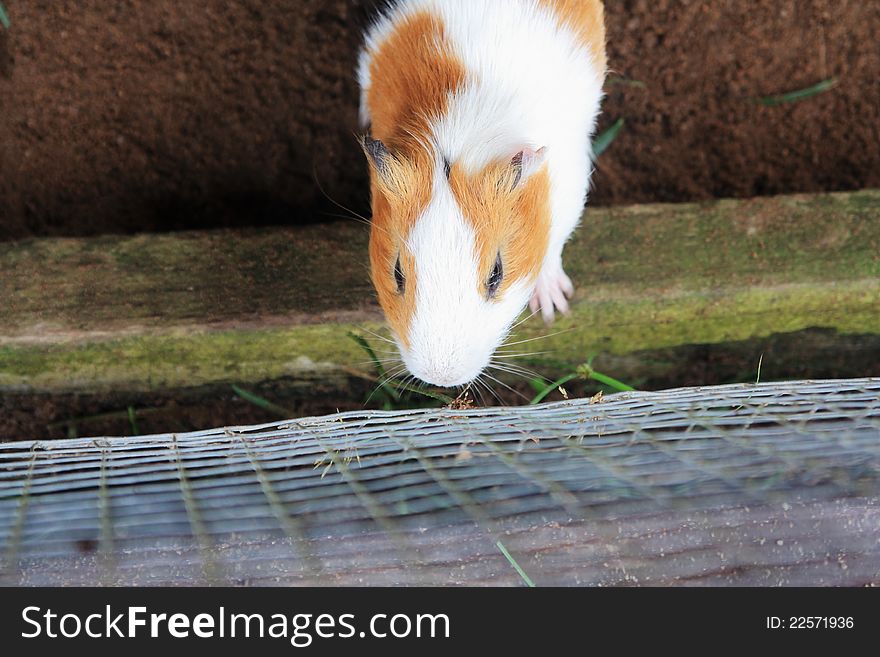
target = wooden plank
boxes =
[0,378,880,586]
[2,379,879,586]
[2,190,879,393]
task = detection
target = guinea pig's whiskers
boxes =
[480,371,529,403]
[465,380,483,406]
[371,350,398,359]
[319,212,369,223]
[312,163,371,226]
[357,362,403,378]
[509,307,542,331]
[492,349,554,359]
[394,374,418,396]
[475,383,493,407]
[485,383,504,406]
[356,327,397,345]
[472,375,502,406]
[366,363,408,404]
[489,351,545,372]
[487,364,549,396]
[365,378,402,405]
[368,354,402,364]
[365,355,403,363]
[355,354,401,365]
[381,364,408,383]
[500,326,576,348]
[312,163,402,243]
[488,361,543,381]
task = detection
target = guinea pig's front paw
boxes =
[529,267,575,325]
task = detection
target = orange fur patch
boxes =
[449,160,551,299]
[366,12,466,153]
[366,157,427,348]
[364,11,467,346]
[539,0,607,72]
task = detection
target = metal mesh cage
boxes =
[2,378,879,586]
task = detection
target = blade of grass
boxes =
[348,332,400,402]
[496,540,535,587]
[530,373,579,405]
[127,406,140,436]
[527,377,546,394]
[231,384,295,418]
[399,384,454,404]
[757,78,838,106]
[0,4,10,30]
[756,352,764,384]
[592,117,624,157]
[48,406,163,428]
[577,364,635,392]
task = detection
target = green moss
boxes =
[0,322,386,392]
[566,189,880,292]
[523,279,880,368]
[2,278,876,393]
[1,190,878,393]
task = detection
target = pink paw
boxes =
[529,267,575,325]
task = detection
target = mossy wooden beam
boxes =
[2,190,879,393]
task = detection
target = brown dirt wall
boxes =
[0,0,877,240]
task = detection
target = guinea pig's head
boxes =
[363,137,550,387]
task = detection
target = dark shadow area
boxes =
[0,29,13,79]
[3,327,878,442]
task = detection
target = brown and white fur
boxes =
[359,0,606,387]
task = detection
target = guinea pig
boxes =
[358,0,607,388]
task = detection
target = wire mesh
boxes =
[1,378,878,586]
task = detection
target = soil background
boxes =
[1,0,879,241]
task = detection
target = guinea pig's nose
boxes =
[417,362,479,388]
[420,369,457,388]
[402,345,483,388]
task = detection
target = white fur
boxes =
[398,170,534,386]
[360,0,605,386]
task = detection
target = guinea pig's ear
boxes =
[361,136,395,182]
[508,146,548,190]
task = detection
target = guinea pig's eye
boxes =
[394,254,405,294]
[486,253,503,299]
